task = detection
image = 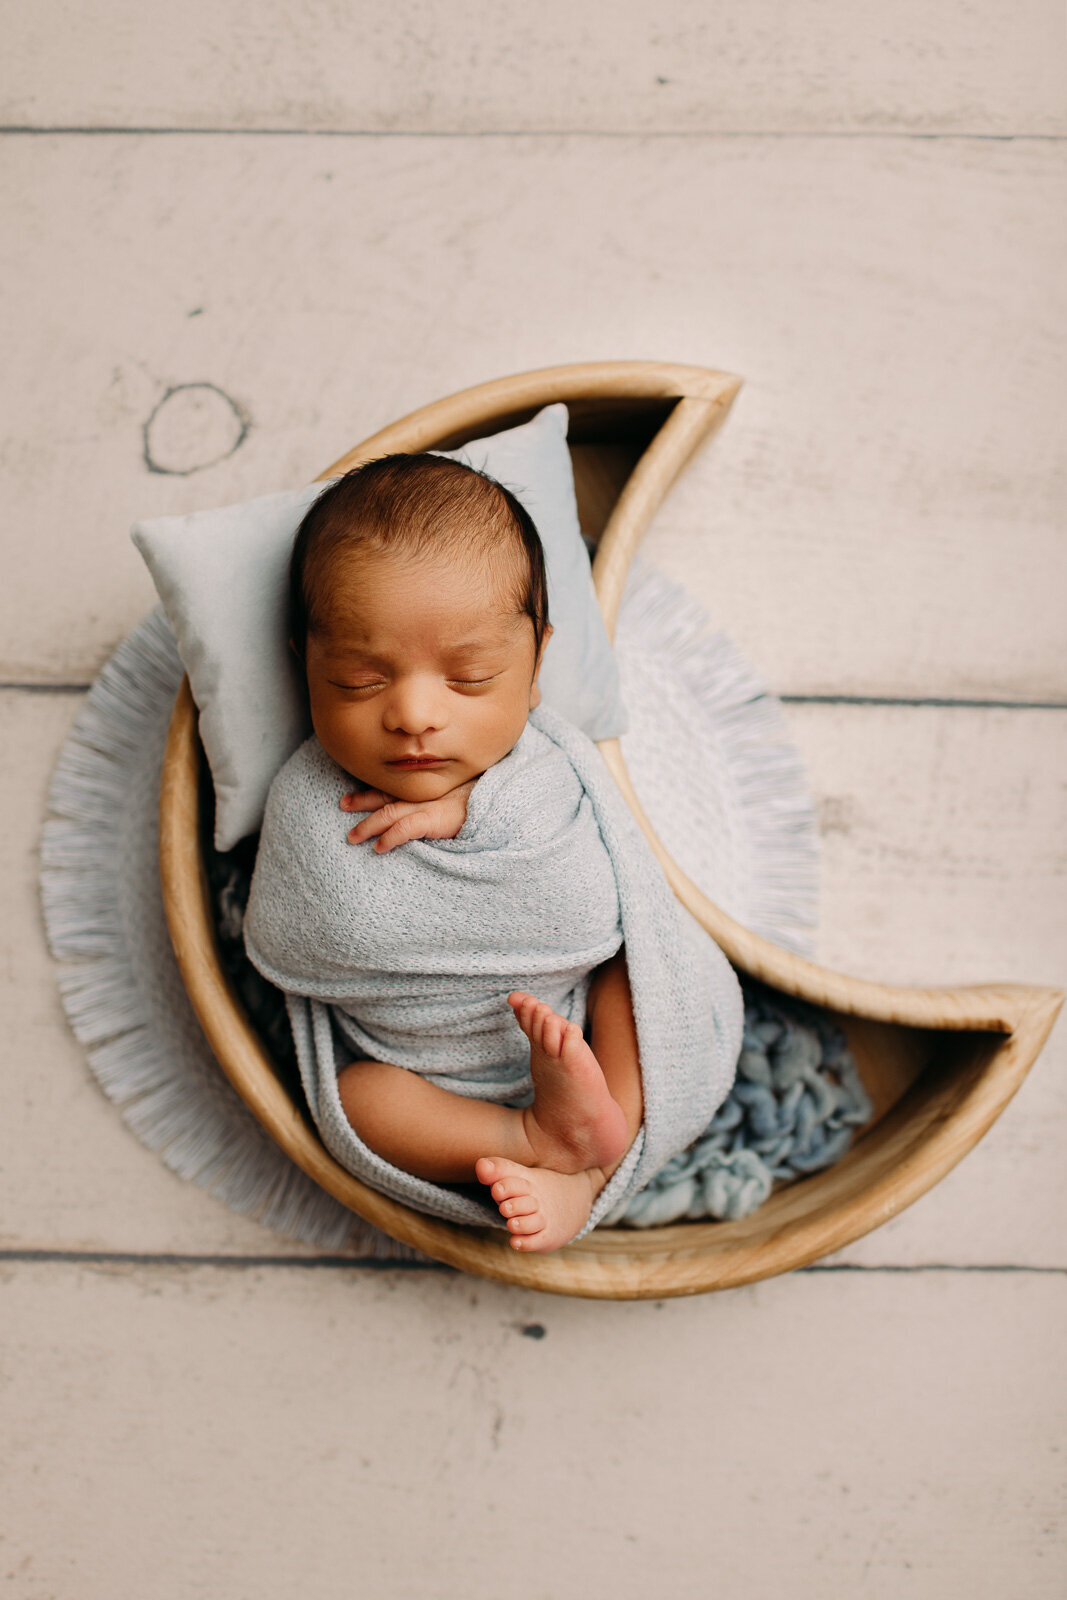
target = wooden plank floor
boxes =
[2,6,1064,1596]
[4,1263,1064,1599]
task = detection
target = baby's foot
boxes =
[476,1156,603,1253]
[508,992,629,1174]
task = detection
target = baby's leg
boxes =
[507,992,632,1174]
[340,954,645,1251]
[479,953,645,1252]
[338,975,637,1187]
[340,1057,616,1252]
[337,1060,538,1183]
[585,948,644,1145]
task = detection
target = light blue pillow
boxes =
[133,403,626,850]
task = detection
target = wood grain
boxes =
[5,1264,1064,1600]
[5,3,1065,1583]
[4,0,1064,134]
[3,135,1062,696]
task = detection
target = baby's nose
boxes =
[382,676,447,735]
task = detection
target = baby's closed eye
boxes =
[327,678,385,693]
[447,673,500,690]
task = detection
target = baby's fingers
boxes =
[347,791,468,849]
[372,810,433,853]
[347,800,415,845]
[346,810,395,844]
[340,788,390,813]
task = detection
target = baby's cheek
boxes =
[318,711,373,779]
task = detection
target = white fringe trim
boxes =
[617,561,819,955]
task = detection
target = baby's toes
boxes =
[507,1212,544,1237]
[539,1009,573,1058]
[489,1174,527,1203]
[527,1000,552,1050]
[510,994,539,1041]
[476,1156,523,1191]
[510,1227,546,1251]
[498,1193,538,1219]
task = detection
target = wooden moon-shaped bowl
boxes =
[158,360,1063,1299]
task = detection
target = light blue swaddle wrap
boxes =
[244,703,743,1236]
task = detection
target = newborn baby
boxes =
[245,452,742,1251]
[247,453,647,1251]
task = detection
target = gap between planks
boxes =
[2,1249,1063,1275]
[6,683,1067,712]
[1,126,1064,143]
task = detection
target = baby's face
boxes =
[303,549,545,801]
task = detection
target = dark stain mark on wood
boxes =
[520,1322,547,1339]
[819,795,857,836]
[143,382,250,476]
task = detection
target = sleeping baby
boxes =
[244,453,743,1250]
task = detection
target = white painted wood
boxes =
[1,135,1063,695]
[793,704,1067,993]
[3,1263,1064,1599]
[791,702,1067,1269]
[2,0,1064,135]
[3,5,1062,1574]
[7,690,1064,1263]
[0,691,337,1257]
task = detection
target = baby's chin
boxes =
[371,764,474,802]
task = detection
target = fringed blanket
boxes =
[244,704,743,1235]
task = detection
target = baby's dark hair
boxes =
[289,453,550,661]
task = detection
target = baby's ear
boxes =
[529,623,552,709]
[533,622,553,673]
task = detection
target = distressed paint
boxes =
[1,135,1063,694]
[2,4,1064,1588]
[2,1263,1064,1598]
[2,0,1065,135]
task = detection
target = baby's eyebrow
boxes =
[445,637,509,657]
[320,641,378,661]
[317,635,511,667]
[447,614,528,652]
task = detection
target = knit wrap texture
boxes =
[244,702,744,1235]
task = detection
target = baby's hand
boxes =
[340,782,476,853]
